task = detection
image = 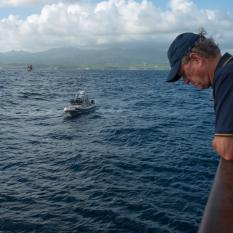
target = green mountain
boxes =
[0,47,168,68]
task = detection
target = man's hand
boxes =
[213,136,233,160]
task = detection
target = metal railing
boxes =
[198,159,233,233]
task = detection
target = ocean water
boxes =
[0,68,218,233]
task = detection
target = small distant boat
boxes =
[27,64,32,72]
[64,90,96,116]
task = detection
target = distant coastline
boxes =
[0,63,169,71]
[0,47,168,71]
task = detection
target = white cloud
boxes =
[0,0,233,52]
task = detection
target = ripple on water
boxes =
[0,69,217,233]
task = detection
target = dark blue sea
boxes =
[0,67,218,233]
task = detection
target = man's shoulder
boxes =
[213,61,233,102]
[214,62,233,85]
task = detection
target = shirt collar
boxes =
[215,52,232,71]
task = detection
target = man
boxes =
[166,32,233,161]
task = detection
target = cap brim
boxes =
[166,61,181,82]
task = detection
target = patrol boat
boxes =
[64,90,96,116]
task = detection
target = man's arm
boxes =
[212,136,233,160]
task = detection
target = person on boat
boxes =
[27,64,32,71]
[166,30,233,161]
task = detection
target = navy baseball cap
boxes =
[166,32,201,82]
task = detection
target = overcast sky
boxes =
[0,0,233,52]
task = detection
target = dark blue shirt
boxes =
[213,53,233,136]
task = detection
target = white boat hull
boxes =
[64,104,96,116]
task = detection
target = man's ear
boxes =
[189,52,202,63]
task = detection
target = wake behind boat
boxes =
[64,90,96,116]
